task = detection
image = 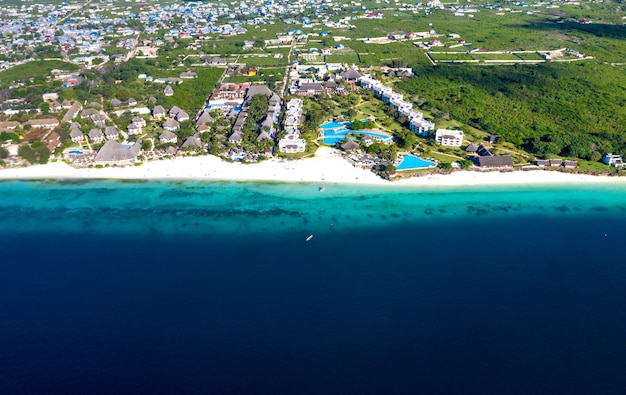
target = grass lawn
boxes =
[0,60,78,87]
[159,67,223,112]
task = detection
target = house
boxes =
[163,85,174,96]
[180,71,198,79]
[181,135,204,150]
[152,105,166,119]
[70,128,84,143]
[127,97,138,106]
[196,124,210,133]
[89,128,104,143]
[195,110,214,127]
[0,121,20,131]
[62,101,83,122]
[549,159,562,167]
[536,159,550,167]
[340,67,363,82]
[564,160,578,168]
[94,140,142,165]
[297,82,324,96]
[477,155,513,168]
[24,118,59,129]
[131,117,146,127]
[127,123,142,135]
[175,110,189,122]
[228,130,243,143]
[104,126,119,140]
[81,108,100,119]
[110,98,122,107]
[435,129,464,147]
[163,119,180,131]
[46,132,62,152]
[602,153,625,167]
[465,143,478,153]
[159,130,178,144]
[169,105,183,118]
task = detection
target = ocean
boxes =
[1,180,626,394]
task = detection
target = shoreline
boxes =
[1,146,624,187]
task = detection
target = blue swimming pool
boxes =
[321,121,394,145]
[68,150,83,155]
[396,154,436,170]
[321,121,349,130]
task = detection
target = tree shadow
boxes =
[518,20,626,40]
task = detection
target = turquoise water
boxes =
[2,180,626,237]
[2,180,626,393]
[396,154,436,170]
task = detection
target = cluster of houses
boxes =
[359,73,435,135]
[207,83,249,110]
[278,99,306,153]
[228,85,281,145]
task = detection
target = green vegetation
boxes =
[0,60,78,89]
[398,62,626,159]
[18,140,50,164]
[160,68,223,111]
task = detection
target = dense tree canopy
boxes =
[398,62,626,159]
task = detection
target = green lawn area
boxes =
[472,53,524,61]
[429,52,475,61]
[159,67,223,112]
[516,52,545,61]
[0,60,78,88]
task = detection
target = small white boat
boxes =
[319,186,325,192]
[306,234,314,241]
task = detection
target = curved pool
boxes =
[396,154,436,170]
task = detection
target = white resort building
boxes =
[435,129,464,147]
[278,99,306,153]
[360,74,435,136]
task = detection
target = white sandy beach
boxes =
[0,146,623,186]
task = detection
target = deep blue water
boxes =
[1,180,626,394]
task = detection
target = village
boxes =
[0,0,622,177]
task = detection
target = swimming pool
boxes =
[396,154,436,170]
[321,121,394,145]
[68,150,83,155]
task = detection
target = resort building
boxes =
[94,140,142,166]
[278,99,306,153]
[360,74,434,135]
[229,85,281,144]
[24,118,59,129]
[104,126,119,140]
[152,105,166,120]
[435,129,464,147]
[278,134,306,153]
[163,119,180,132]
[477,155,513,168]
[159,130,177,144]
[181,134,204,150]
[89,128,104,143]
[409,114,435,136]
[70,128,84,143]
